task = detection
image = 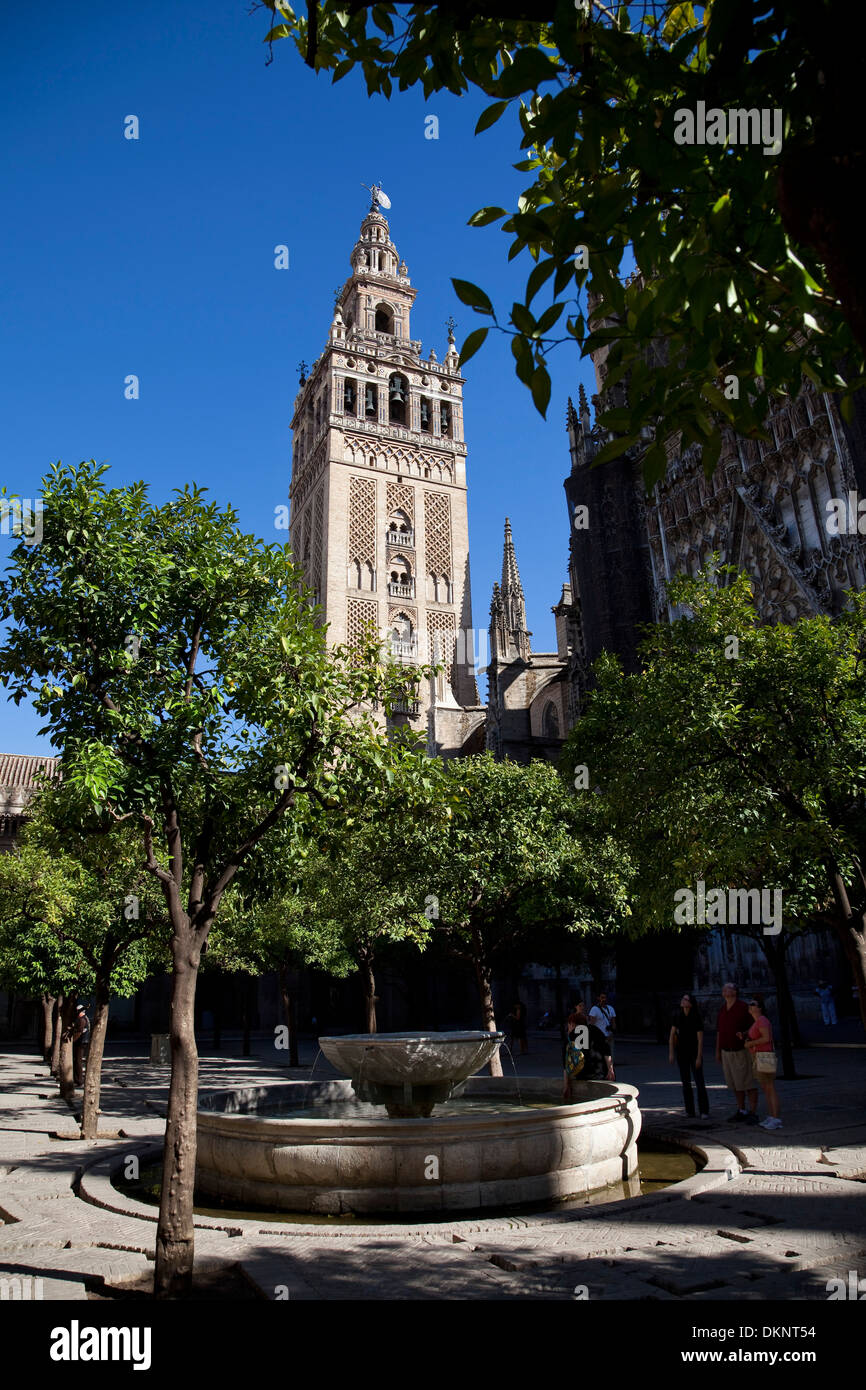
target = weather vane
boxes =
[361,181,392,211]
[446,315,457,339]
[297,359,308,385]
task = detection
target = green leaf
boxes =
[591,433,642,468]
[467,206,508,228]
[494,48,560,98]
[451,278,494,314]
[530,365,551,417]
[458,327,488,367]
[475,101,509,134]
[535,303,564,336]
[511,303,536,335]
[526,258,556,304]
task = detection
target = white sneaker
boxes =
[759,1117,773,1129]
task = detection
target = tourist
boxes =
[816,981,837,1026]
[669,992,709,1119]
[73,1003,90,1087]
[562,1001,614,1100]
[743,995,781,1130]
[505,1000,529,1055]
[588,989,616,1057]
[715,982,758,1124]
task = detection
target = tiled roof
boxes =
[0,753,60,791]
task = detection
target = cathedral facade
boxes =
[288,197,485,757]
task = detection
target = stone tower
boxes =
[288,191,484,756]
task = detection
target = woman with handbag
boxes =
[743,995,782,1130]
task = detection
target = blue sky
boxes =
[0,1,596,755]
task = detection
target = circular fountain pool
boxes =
[195,1075,642,1215]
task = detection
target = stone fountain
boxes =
[318,1030,504,1116]
[195,1030,641,1215]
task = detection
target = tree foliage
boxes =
[0,458,440,1293]
[563,566,866,1026]
[260,0,866,481]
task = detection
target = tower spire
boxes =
[501,517,525,597]
[499,518,529,659]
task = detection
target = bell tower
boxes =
[288,189,483,755]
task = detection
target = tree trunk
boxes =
[759,934,797,1080]
[278,962,299,1066]
[474,959,503,1077]
[50,994,62,1076]
[41,995,55,1064]
[826,863,866,1032]
[360,956,377,1034]
[58,994,77,1102]
[154,936,201,1299]
[80,979,110,1140]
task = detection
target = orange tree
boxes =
[0,459,437,1296]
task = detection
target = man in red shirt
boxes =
[715,982,758,1123]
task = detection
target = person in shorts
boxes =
[715,982,758,1124]
[744,994,781,1130]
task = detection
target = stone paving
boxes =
[0,1036,864,1301]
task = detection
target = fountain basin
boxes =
[318,1030,506,1116]
[195,1077,641,1215]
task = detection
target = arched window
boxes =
[419,397,432,432]
[343,380,356,416]
[388,555,413,596]
[440,402,452,438]
[441,574,450,603]
[365,383,378,418]
[348,559,362,588]
[364,561,375,591]
[375,304,394,334]
[387,510,412,545]
[389,373,407,425]
[542,701,560,740]
[390,612,415,657]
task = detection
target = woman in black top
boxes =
[669,993,709,1119]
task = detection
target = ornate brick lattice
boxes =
[427,609,456,678]
[424,490,452,577]
[312,487,324,600]
[348,476,377,567]
[290,507,303,568]
[347,597,379,647]
[386,481,415,523]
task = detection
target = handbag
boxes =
[755,1050,777,1073]
[565,1037,586,1078]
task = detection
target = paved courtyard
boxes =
[1,1034,864,1301]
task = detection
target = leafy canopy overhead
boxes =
[261,1,865,482]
